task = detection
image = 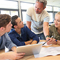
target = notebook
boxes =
[17,44,42,56]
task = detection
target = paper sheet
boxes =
[34,46,60,58]
[38,42,50,46]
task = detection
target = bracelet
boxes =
[55,40,57,42]
[45,35,50,38]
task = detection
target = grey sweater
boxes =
[0,33,16,50]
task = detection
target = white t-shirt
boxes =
[26,6,50,34]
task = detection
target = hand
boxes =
[46,37,57,45]
[7,52,25,60]
[25,39,33,45]
[47,38,52,45]
[52,38,57,44]
[31,40,37,44]
[57,40,60,45]
[46,37,52,45]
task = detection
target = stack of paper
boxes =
[40,47,60,57]
[34,46,60,58]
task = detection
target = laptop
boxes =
[17,44,42,56]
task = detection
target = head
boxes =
[11,15,24,29]
[54,12,60,28]
[35,0,47,14]
[0,14,12,32]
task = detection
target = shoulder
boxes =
[43,10,49,15]
[26,6,34,16]
[22,26,28,30]
[8,28,16,35]
[49,23,55,30]
[3,33,8,37]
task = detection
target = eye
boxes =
[19,21,22,23]
[57,20,60,22]
[38,8,40,10]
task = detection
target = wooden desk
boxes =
[28,55,60,60]
[0,49,5,53]
[20,40,60,60]
[0,40,60,60]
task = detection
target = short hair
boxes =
[0,14,11,28]
[11,15,18,28]
[35,0,47,8]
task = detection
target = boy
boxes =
[8,15,39,46]
[0,14,25,60]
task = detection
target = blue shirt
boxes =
[8,26,39,46]
[0,33,16,50]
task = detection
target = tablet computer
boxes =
[17,44,42,56]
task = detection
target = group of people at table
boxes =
[0,0,60,60]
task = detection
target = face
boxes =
[54,14,60,28]
[15,17,24,29]
[35,1,44,14]
[5,21,12,32]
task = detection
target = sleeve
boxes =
[43,16,50,22]
[5,33,16,50]
[26,26,39,43]
[26,7,32,16]
[26,7,33,22]
[26,14,31,21]
[8,33,25,46]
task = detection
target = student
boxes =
[26,0,50,40]
[47,12,60,45]
[0,14,25,60]
[8,15,39,46]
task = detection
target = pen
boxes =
[42,36,53,45]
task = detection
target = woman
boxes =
[47,12,60,45]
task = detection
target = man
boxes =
[26,0,50,40]
[0,14,25,60]
[8,15,39,46]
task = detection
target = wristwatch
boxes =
[45,35,50,38]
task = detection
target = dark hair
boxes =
[11,15,18,28]
[0,14,11,28]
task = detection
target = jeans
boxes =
[37,33,46,40]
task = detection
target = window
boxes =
[0,1,18,9]
[21,2,33,10]
[45,6,52,11]
[22,11,26,24]
[1,10,10,15]
[21,2,34,24]
[53,7,60,11]
[11,11,18,16]
[0,1,19,17]
[49,13,53,22]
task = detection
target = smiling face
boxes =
[54,14,60,28]
[35,1,45,14]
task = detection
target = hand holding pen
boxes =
[43,36,57,45]
[42,36,53,45]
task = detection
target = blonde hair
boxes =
[56,12,60,15]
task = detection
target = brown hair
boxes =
[0,14,11,28]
